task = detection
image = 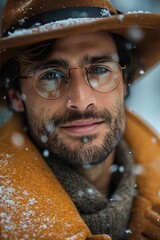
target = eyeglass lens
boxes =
[33,61,122,99]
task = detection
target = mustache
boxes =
[49,109,113,127]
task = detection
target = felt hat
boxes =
[0,0,160,81]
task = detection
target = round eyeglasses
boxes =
[21,60,126,100]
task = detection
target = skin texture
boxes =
[8,31,126,194]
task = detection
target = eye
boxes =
[39,69,67,83]
[89,65,111,75]
[35,68,70,96]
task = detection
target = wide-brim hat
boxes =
[0,0,160,82]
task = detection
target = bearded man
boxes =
[0,1,160,239]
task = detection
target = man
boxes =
[0,1,160,239]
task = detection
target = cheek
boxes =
[21,79,66,110]
[116,85,126,132]
[115,81,125,101]
[105,83,126,130]
[97,83,125,110]
[21,80,37,109]
[23,92,65,123]
[112,84,125,115]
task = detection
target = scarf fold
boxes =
[46,140,136,240]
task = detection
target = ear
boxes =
[7,89,25,112]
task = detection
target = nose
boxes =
[66,68,96,111]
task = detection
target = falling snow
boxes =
[119,166,125,173]
[151,136,157,144]
[125,229,132,234]
[117,14,124,22]
[132,164,144,175]
[11,132,25,147]
[40,135,48,143]
[139,70,145,75]
[20,93,27,101]
[127,27,144,41]
[45,122,56,134]
[82,137,89,143]
[43,149,50,158]
[77,190,85,198]
[87,188,95,195]
[109,164,118,173]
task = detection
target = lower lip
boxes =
[61,122,104,135]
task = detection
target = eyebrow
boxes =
[81,55,113,66]
[40,58,69,69]
[39,54,114,69]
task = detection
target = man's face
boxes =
[19,31,126,167]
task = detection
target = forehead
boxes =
[50,31,118,62]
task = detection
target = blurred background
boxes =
[112,0,160,136]
[0,0,160,135]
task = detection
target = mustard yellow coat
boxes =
[0,109,160,240]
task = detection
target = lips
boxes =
[60,119,104,135]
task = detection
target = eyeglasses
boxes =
[21,59,126,100]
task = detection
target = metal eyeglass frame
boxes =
[21,60,127,100]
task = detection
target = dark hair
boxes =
[1,33,137,102]
[112,34,137,85]
[1,40,54,92]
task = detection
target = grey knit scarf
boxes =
[46,140,136,240]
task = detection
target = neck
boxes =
[76,151,115,195]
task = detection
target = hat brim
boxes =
[1,12,160,81]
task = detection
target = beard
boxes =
[27,106,125,168]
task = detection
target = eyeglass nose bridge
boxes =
[68,67,90,87]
